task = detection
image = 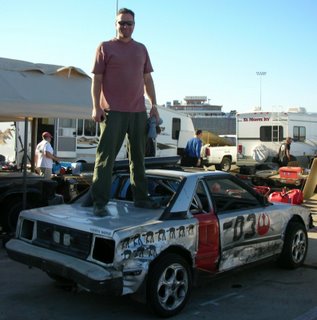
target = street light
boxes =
[115,0,119,37]
[256,71,266,110]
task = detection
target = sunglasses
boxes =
[117,20,134,26]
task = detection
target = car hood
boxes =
[20,201,164,238]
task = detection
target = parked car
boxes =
[0,172,63,235]
[6,169,312,317]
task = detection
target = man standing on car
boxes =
[182,130,203,167]
[90,8,160,216]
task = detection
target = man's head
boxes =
[195,129,203,138]
[286,137,292,144]
[116,8,135,42]
[42,131,52,141]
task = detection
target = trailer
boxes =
[0,121,32,169]
[0,122,15,163]
[13,105,195,166]
[236,107,317,166]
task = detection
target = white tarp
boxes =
[0,57,92,120]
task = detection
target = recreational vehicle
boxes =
[237,107,317,165]
[0,122,16,163]
[12,106,195,167]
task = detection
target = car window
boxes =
[111,175,181,207]
[190,180,211,214]
[205,177,260,213]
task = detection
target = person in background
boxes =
[90,8,160,216]
[210,182,221,193]
[35,132,59,179]
[278,137,292,167]
[182,129,203,167]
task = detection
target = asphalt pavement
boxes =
[0,229,316,320]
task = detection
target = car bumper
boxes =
[6,239,123,295]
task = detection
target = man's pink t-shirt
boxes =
[92,38,153,112]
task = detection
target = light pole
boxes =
[115,0,119,37]
[256,71,266,110]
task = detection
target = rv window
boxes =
[260,126,283,142]
[172,118,181,140]
[293,126,306,142]
[84,120,97,137]
[77,119,83,136]
[60,119,76,128]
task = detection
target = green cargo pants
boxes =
[91,111,148,207]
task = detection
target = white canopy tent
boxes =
[0,57,92,121]
[0,57,93,209]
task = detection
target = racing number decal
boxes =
[233,214,256,241]
[245,214,256,239]
[233,216,244,241]
[229,213,269,241]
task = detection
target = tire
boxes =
[147,253,192,317]
[1,198,34,233]
[215,157,231,172]
[278,222,308,269]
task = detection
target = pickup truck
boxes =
[201,145,237,171]
[0,172,63,236]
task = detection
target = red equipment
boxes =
[279,167,302,179]
[268,188,303,205]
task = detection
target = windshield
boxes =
[111,174,182,207]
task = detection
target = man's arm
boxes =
[91,74,105,123]
[44,151,59,162]
[144,73,159,121]
[286,145,291,161]
[196,140,202,166]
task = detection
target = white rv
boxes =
[13,106,195,166]
[0,122,16,163]
[236,107,317,165]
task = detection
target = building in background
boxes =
[166,96,236,135]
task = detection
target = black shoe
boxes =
[93,205,109,217]
[134,199,160,209]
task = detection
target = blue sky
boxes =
[1,0,316,113]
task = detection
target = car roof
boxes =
[145,168,230,179]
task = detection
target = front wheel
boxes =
[147,253,192,317]
[278,222,308,269]
[215,157,232,172]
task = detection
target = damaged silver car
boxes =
[6,169,312,317]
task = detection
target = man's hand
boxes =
[92,107,105,123]
[150,105,160,123]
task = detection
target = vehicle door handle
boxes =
[223,221,233,230]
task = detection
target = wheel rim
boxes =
[291,229,307,263]
[156,263,189,311]
[222,160,231,172]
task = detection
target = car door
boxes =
[191,180,220,272]
[205,176,284,272]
